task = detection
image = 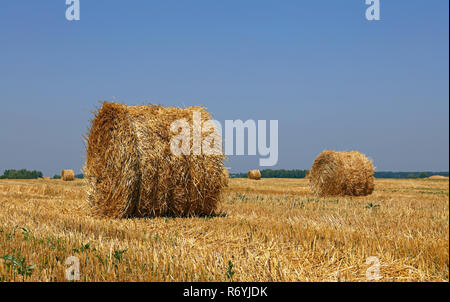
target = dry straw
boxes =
[248,169,261,180]
[61,169,75,181]
[428,175,448,180]
[223,168,230,179]
[84,102,228,218]
[308,150,375,196]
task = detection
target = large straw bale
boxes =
[84,102,227,218]
[248,169,261,180]
[308,150,374,196]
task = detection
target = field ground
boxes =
[0,178,448,282]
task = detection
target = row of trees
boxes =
[0,169,43,179]
[1,169,447,180]
[230,170,449,179]
[230,169,308,178]
[374,171,449,179]
[0,169,84,179]
[52,174,84,179]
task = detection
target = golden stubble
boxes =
[0,177,448,281]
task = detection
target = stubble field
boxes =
[0,177,448,282]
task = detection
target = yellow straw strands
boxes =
[61,169,75,181]
[248,169,262,180]
[308,150,375,196]
[84,102,228,219]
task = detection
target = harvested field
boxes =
[0,178,448,281]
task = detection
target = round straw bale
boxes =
[428,175,448,180]
[308,150,375,196]
[84,102,228,218]
[248,169,261,180]
[305,170,310,179]
[223,168,230,182]
[61,169,75,181]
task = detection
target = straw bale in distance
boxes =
[305,170,310,179]
[308,150,375,196]
[428,175,448,180]
[223,168,230,186]
[84,102,228,218]
[61,169,75,181]
[248,169,261,180]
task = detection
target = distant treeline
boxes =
[231,169,308,178]
[374,171,449,179]
[0,169,84,179]
[1,169,447,180]
[52,173,84,179]
[230,169,449,179]
[0,169,43,179]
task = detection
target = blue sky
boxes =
[0,1,448,176]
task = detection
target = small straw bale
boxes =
[428,175,448,180]
[248,169,261,180]
[84,102,228,218]
[42,176,50,180]
[223,168,230,179]
[308,150,375,196]
[305,170,310,179]
[61,169,75,181]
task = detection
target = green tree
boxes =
[0,169,43,179]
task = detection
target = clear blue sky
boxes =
[0,1,448,176]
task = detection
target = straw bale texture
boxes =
[248,169,261,180]
[308,150,374,196]
[84,102,227,218]
[223,168,229,179]
[61,169,75,181]
[305,170,310,179]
